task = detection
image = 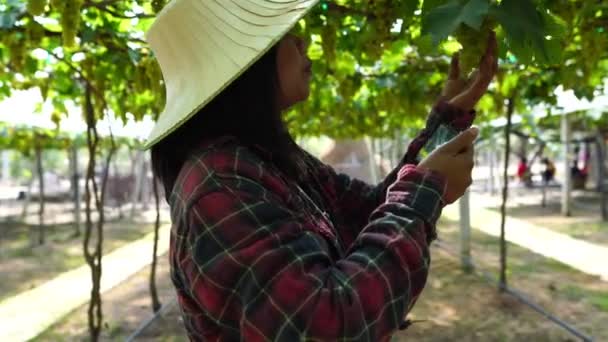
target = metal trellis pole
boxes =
[499,98,514,289]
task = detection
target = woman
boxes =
[146,0,497,340]
[541,157,556,184]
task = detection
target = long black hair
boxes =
[151,46,307,200]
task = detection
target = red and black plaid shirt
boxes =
[168,103,473,341]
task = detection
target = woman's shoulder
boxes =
[172,136,290,205]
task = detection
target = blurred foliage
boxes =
[287,0,608,138]
[0,122,138,155]
[0,0,605,144]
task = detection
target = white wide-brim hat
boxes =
[143,0,320,149]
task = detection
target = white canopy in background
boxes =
[489,81,608,128]
[0,88,155,140]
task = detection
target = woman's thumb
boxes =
[440,127,479,153]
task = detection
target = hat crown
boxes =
[144,0,319,148]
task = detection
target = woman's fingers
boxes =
[446,31,498,112]
[449,53,460,80]
[479,31,498,80]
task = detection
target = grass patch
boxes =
[562,285,608,312]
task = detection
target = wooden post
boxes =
[366,137,378,184]
[35,145,45,245]
[541,178,548,208]
[393,130,401,168]
[130,150,144,218]
[141,158,151,210]
[459,190,473,272]
[69,145,81,236]
[561,115,572,216]
[597,130,607,221]
[488,147,496,195]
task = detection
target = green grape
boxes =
[26,20,45,46]
[60,0,83,47]
[144,58,163,93]
[134,64,147,92]
[51,111,62,125]
[372,0,393,39]
[454,20,494,75]
[339,78,354,99]
[321,23,336,64]
[7,36,26,71]
[49,0,64,11]
[27,0,47,16]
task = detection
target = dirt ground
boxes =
[0,218,157,302]
[34,219,608,341]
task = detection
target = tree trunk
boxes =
[35,144,45,245]
[149,177,162,313]
[499,97,515,289]
[82,85,115,342]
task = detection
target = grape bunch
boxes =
[321,22,337,64]
[4,35,26,71]
[27,0,47,16]
[49,0,62,11]
[57,0,84,47]
[370,0,394,40]
[26,20,45,46]
[453,20,495,75]
[145,58,163,93]
[132,57,163,94]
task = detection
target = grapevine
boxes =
[321,22,337,64]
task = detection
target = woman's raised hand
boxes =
[442,31,499,112]
[418,127,479,204]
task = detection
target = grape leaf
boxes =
[422,0,490,45]
[491,0,563,64]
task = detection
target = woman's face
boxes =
[276,33,312,110]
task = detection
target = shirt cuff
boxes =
[386,164,447,228]
[432,100,476,131]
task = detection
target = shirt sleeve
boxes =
[180,164,446,341]
[311,101,474,249]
